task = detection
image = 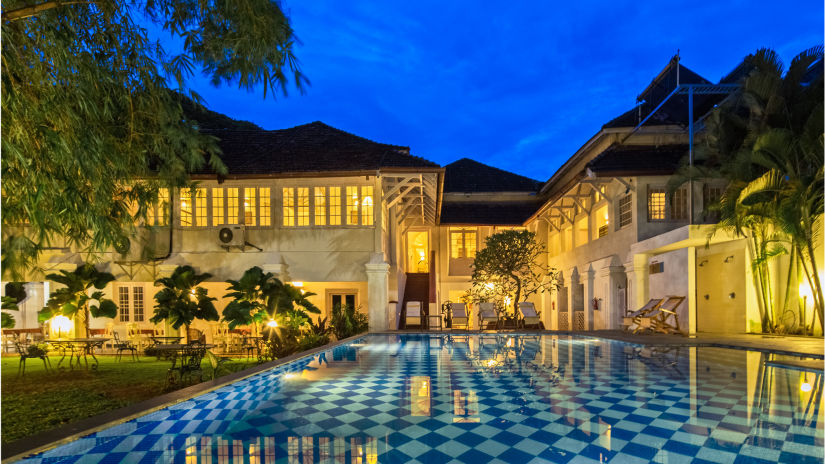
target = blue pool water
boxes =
[15,334,824,463]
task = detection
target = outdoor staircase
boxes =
[399,273,430,329]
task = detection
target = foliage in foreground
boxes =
[38,265,118,337]
[1,0,307,279]
[330,304,369,341]
[150,266,219,342]
[469,230,560,316]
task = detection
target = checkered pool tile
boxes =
[14,335,823,463]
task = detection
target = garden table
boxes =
[152,344,214,387]
[45,338,110,370]
[150,336,183,346]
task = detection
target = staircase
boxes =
[399,273,430,329]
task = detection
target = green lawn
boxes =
[1,354,251,444]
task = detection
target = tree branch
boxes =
[3,0,97,22]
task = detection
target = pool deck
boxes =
[385,329,825,358]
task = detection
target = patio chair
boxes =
[187,328,205,345]
[153,324,166,337]
[649,296,685,334]
[622,298,664,333]
[405,301,422,329]
[113,330,139,362]
[478,302,500,330]
[15,341,50,375]
[517,302,542,329]
[450,303,469,330]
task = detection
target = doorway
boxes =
[407,230,429,273]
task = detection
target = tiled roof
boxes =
[587,144,688,176]
[444,158,542,193]
[200,122,439,175]
[440,200,542,225]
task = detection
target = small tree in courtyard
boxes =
[39,264,118,337]
[470,230,559,315]
[150,265,219,343]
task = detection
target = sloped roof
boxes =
[444,158,542,193]
[440,200,542,225]
[201,122,439,175]
[587,144,688,176]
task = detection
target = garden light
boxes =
[267,320,278,328]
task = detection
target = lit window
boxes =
[671,187,688,221]
[118,285,144,322]
[283,188,294,227]
[346,186,359,225]
[450,228,477,258]
[227,188,239,225]
[297,188,310,226]
[195,188,207,226]
[361,186,374,226]
[314,187,327,226]
[132,287,144,321]
[329,187,341,225]
[147,188,169,226]
[594,205,609,239]
[118,287,130,322]
[648,188,666,221]
[212,188,224,226]
[244,187,257,226]
[180,189,193,226]
[259,188,271,226]
[619,194,632,228]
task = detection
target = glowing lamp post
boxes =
[52,315,74,339]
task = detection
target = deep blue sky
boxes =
[177,0,822,181]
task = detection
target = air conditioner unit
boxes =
[218,225,245,248]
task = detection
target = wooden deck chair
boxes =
[405,301,422,329]
[517,302,542,329]
[450,303,469,330]
[622,298,663,333]
[478,302,500,330]
[651,296,685,334]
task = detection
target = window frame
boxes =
[618,194,633,229]
[117,284,146,323]
[647,187,667,222]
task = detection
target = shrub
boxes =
[330,304,368,340]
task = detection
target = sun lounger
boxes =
[517,302,542,329]
[405,301,422,329]
[622,298,663,333]
[450,303,469,330]
[478,302,500,330]
[649,296,685,334]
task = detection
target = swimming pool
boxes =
[14,334,824,463]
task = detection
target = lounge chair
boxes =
[450,303,469,330]
[405,301,422,329]
[622,298,663,333]
[649,296,685,334]
[478,302,500,330]
[517,302,542,329]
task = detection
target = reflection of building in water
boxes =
[410,375,431,416]
[173,435,380,464]
[453,389,480,422]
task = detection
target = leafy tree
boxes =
[150,265,219,342]
[222,266,320,330]
[674,47,823,333]
[470,230,559,315]
[39,265,118,337]
[1,0,307,279]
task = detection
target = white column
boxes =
[631,253,650,309]
[366,253,390,331]
[688,246,697,335]
[584,266,596,331]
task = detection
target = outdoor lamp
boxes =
[267,320,278,328]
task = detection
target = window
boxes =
[331,293,356,310]
[648,188,666,221]
[450,228,477,259]
[180,189,193,226]
[361,186,374,226]
[195,188,207,226]
[212,188,224,226]
[297,188,310,226]
[703,185,723,222]
[314,187,327,226]
[618,194,632,228]
[283,188,295,227]
[346,186,359,225]
[147,188,169,226]
[259,188,271,226]
[671,187,688,221]
[244,187,257,226]
[329,187,341,225]
[118,285,144,322]
[593,205,609,239]
[227,188,239,225]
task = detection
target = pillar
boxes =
[366,253,390,331]
[688,246,697,335]
[631,253,650,309]
[584,265,596,331]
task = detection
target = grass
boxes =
[1,353,251,444]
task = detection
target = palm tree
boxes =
[39,264,118,337]
[150,265,219,343]
[690,46,823,333]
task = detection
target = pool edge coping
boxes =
[1,332,368,463]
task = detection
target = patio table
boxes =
[152,343,214,387]
[45,338,110,370]
[150,336,183,346]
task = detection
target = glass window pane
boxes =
[118,287,130,322]
[180,189,192,227]
[195,188,207,226]
[314,187,326,226]
[619,194,632,228]
[648,189,666,221]
[212,188,224,226]
[361,186,373,226]
[346,186,359,225]
[133,287,144,322]
[329,187,341,225]
[297,188,309,226]
[283,188,294,227]
[244,188,257,226]
[227,188,239,225]
[259,188,271,226]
